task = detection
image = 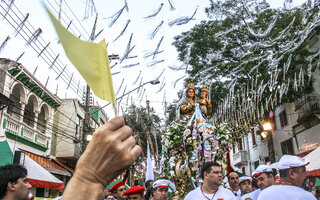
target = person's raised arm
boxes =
[62,117,142,200]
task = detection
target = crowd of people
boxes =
[0,117,319,200]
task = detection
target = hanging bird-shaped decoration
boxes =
[26,28,42,46]
[108,0,128,27]
[116,79,125,97]
[15,13,29,36]
[113,19,130,42]
[121,62,139,68]
[133,71,142,85]
[0,36,10,53]
[152,36,164,59]
[149,21,164,39]
[148,59,165,67]
[168,7,198,27]
[144,3,164,19]
[168,0,176,11]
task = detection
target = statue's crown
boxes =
[185,80,194,89]
[202,85,209,92]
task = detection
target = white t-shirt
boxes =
[257,185,316,200]
[241,189,260,200]
[184,186,237,200]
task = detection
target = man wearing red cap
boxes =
[109,181,126,200]
[123,186,145,200]
[184,162,237,200]
[152,179,169,200]
[257,155,316,200]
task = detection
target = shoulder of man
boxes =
[184,187,201,200]
[241,188,261,200]
[217,187,237,200]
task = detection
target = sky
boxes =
[0,0,306,119]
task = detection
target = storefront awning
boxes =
[0,140,65,189]
[304,146,320,177]
[25,155,64,189]
[24,151,71,176]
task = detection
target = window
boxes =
[265,156,270,165]
[311,103,318,110]
[279,110,288,128]
[254,161,259,169]
[251,128,256,146]
[238,138,243,151]
[281,139,294,155]
[242,167,246,174]
[75,115,82,140]
[232,143,235,154]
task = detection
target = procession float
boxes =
[160,81,238,199]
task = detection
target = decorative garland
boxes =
[161,104,235,199]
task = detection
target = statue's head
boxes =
[186,88,195,99]
[184,80,195,99]
[201,85,209,98]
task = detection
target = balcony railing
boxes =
[3,113,49,151]
[233,150,248,167]
[295,95,320,121]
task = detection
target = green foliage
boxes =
[173,0,318,116]
[123,104,162,161]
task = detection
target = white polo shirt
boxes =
[241,189,260,200]
[257,185,316,200]
[184,186,237,200]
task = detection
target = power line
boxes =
[0,1,84,98]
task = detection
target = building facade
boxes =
[230,32,320,175]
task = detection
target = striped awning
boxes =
[24,151,71,176]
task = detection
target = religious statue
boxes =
[177,82,212,121]
[176,81,197,121]
[197,85,212,118]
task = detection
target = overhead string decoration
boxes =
[121,62,139,68]
[0,36,10,53]
[120,33,134,63]
[168,7,198,26]
[168,0,176,11]
[15,13,29,36]
[152,36,164,60]
[149,21,163,39]
[133,70,142,85]
[144,3,164,19]
[144,50,164,59]
[147,59,165,67]
[108,0,128,27]
[113,19,130,42]
[15,52,24,62]
[26,28,42,46]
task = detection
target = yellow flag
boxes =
[45,6,115,104]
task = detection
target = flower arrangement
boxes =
[161,118,234,198]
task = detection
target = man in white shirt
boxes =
[257,155,316,200]
[228,172,241,197]
[241,165,275,200]
[236,176,252,200]
[184,162,237,200]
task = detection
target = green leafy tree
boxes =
[173,0,320,128]
[123,104,162,163]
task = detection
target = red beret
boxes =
[110,181,125,193]
[123,186,145,195]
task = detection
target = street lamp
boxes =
[263,122,272,131]
[86,135,93,141]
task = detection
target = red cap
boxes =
[123,186,145,195]
[110,181,125,193]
